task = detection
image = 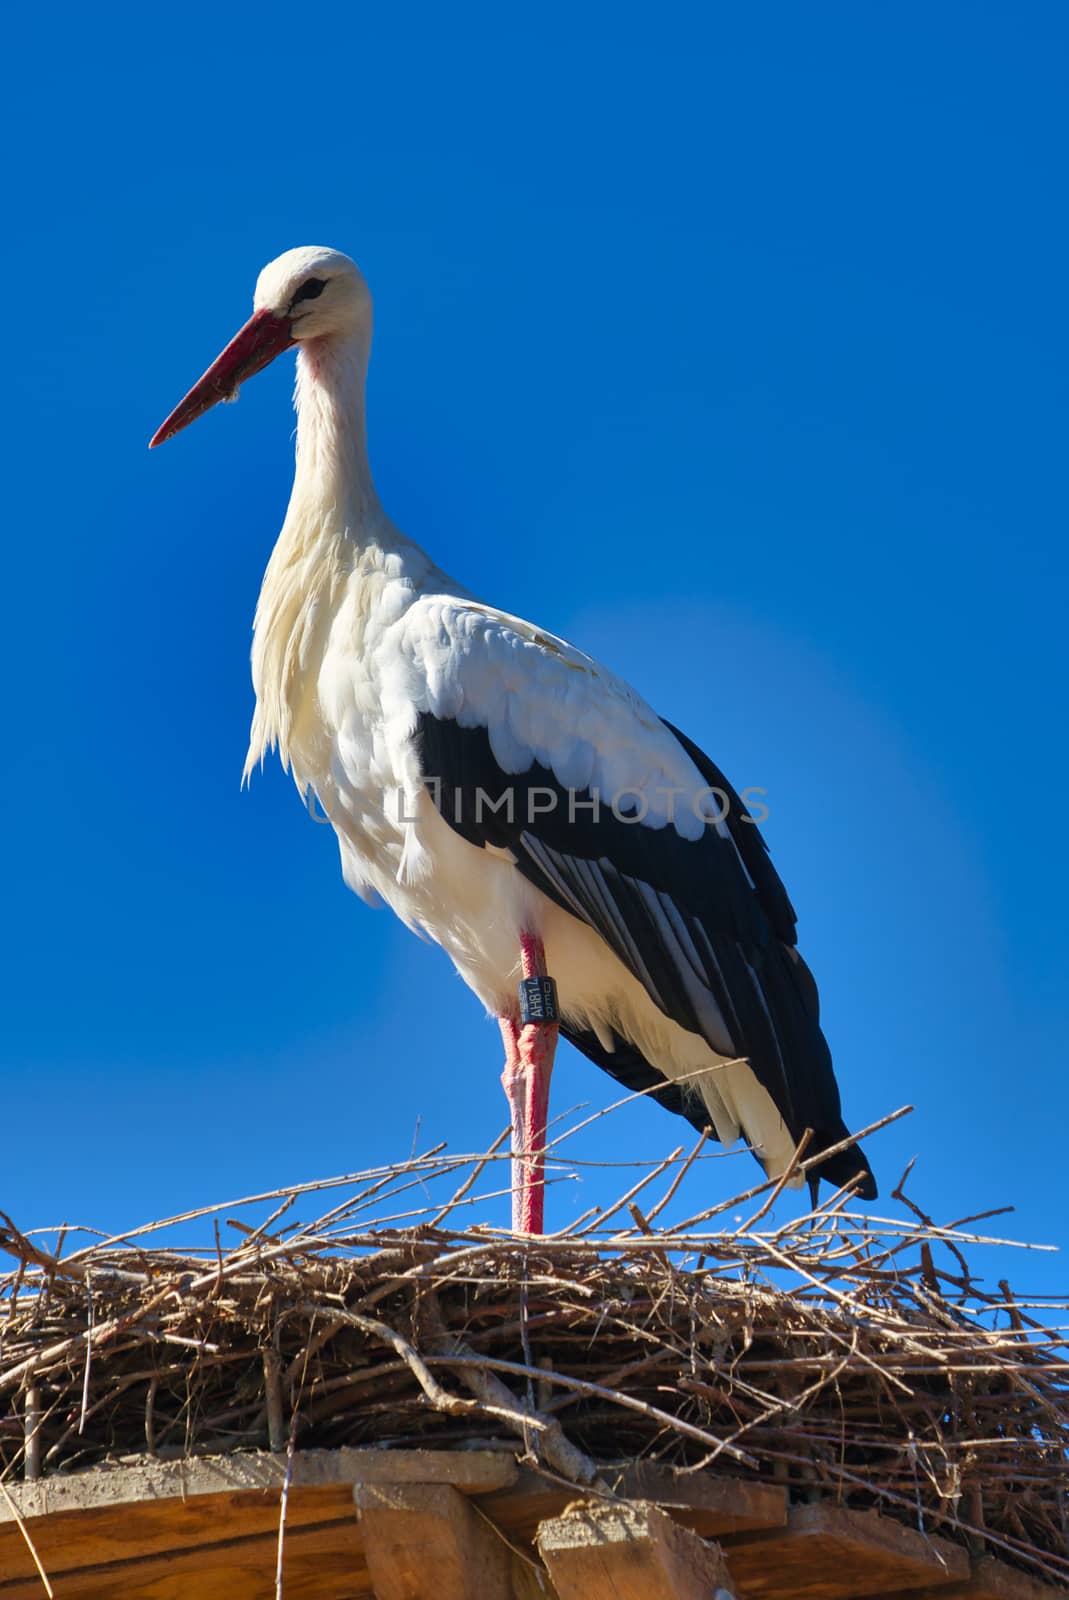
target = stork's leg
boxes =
[498,1015,525,1197]
[499,931,559,1234]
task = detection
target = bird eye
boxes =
[291,278,326,306]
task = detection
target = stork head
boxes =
[150,246,370,448]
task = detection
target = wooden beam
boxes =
[537,1499,735,1600]
[354,1481,513,1600]
[0,1487,354,1591]
[613,1463,787,1536]
[724,1504,971,1600]
[0,1446,516,1527]
[479,1463,786,1547]
[0,1517,371,1600]
[0,1449,515,1593]
[877,1555,1069,1600]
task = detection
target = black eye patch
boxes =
[290,278,326,307]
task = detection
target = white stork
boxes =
[151,246,876,1232]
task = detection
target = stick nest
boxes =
[1,1127,1067,1587]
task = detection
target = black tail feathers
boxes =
[807,1123,878,1201]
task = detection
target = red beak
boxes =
[149,309,295,448]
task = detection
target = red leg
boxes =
[499,934,560,1232]
[515,932,559,1233]
[499,1013,525,1216]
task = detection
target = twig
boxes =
[641,1127,711,1226]
[264,1347,285,1452]
[24,1386,41,1481]
[274,1401,299,1600]
[733,1129,814,1232]
[77,1271,94,1434]
[0,1477,53,1598]
[429,1129,510,1228]
[292,1305,480,1421]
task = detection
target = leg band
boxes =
[518,975,558,1025]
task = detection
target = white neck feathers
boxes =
[293,332,381,527]
[244,330,389,784]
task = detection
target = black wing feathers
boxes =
[661,719,798,944]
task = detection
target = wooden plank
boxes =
[479,1464,786,1548]
[724,1504,971,1600]
[0,1445,516,1524]
[0,1483,357,1587]
[354,1481,512,1600]
[0,1448,515,1589]
[0,1517,371,1600]
[876,1555,1068,1600]
[613,1465,787,1536]
[537,1499,735,1600]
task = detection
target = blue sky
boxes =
[3,5,1066,1297]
